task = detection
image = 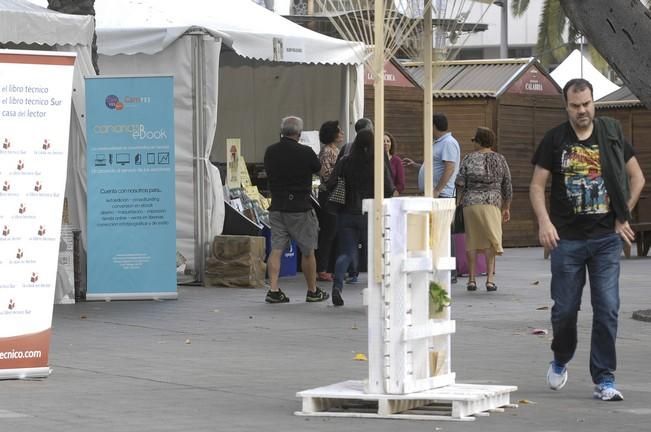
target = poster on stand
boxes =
[85,76,176,300]
[0,50,76,379]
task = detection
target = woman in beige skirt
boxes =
[455,127,512,291]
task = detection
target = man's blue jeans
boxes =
[550,233,622,384]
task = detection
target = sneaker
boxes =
[547,361,568,390]
[265,289,290,304]
[317,272,333,282]
[345,275,359,284]
[306,287,330,302]
[593,381,624,401]
[332,289,344,306]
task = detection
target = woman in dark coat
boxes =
[327,129,394,306]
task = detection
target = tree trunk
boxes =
[560,0,651,108]
[47,0,99,74]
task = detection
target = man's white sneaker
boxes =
[593,381,624,401]
[546,361,568,390]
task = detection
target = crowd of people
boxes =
[262,78,645,402]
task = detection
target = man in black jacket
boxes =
[263,116,329,304]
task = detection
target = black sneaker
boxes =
[332,289,344,306]
[306,287,330,302]
[265,289,290,304]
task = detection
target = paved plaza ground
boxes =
[1,246,650,432]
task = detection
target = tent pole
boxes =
[191,34,208,284]
[342,66,351,142]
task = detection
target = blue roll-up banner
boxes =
[85,76,177,300]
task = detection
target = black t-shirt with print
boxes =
[532,121,634,240]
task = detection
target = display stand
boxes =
[296,197,517,421]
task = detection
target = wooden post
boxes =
[423,3,433,198]
[373,0,385,284]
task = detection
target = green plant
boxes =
[429,281,451,314]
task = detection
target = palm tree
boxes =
[510,0,605,69]
[47,0,98,74]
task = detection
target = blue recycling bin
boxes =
[262,225,297,277]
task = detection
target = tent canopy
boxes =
[0,0,93,46]
[91,0,365,64]
[550,49,620,101]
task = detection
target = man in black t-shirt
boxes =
[263,116,329,304]
[530,78,645,401]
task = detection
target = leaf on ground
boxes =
[518,399,536,405]
[80,315,87,319]
[353,353,368,361]
[531,280,540,285]
[531,328,548,335]
[536,306,549,310]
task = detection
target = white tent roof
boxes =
[0,0,94,46]
[28,0,365,65]
[551,49,620,100]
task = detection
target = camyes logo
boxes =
[105,94,151,111]
[105,94,123,110]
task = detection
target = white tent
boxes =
[551,49,620,100]
[0,0,92,47]
[29,0,366,282]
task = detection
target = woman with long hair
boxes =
[384,131,405,195]
[327,129,394,306]
[456,127,512,292]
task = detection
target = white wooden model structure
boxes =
[296,198,517,421]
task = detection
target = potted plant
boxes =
[429,280,450,318]
[428,280,451,376]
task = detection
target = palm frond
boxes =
[536,0,569,66]
[511,0,531,17]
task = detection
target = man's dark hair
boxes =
[433,113,448,132]
[319,120,340,144]
[563,78,594,103]
[354,117,373,133]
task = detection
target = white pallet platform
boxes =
[296,380,518,421]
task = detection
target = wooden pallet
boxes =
[296,380,518,421]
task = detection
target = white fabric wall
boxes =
[98,35,223,275]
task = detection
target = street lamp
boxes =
[494,0,508,58]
